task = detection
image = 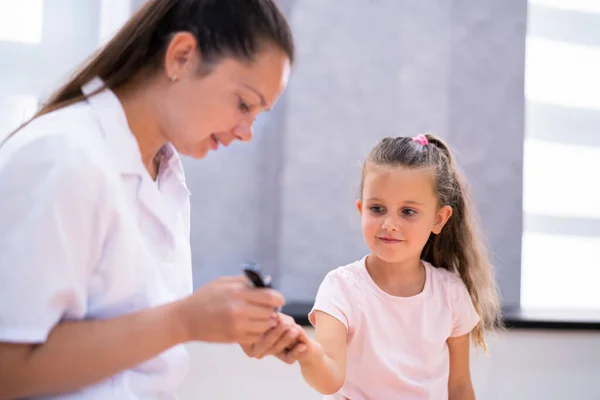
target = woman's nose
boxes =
[233,124,253,142]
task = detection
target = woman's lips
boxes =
[209,134,219,150]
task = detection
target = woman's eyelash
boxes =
[238,99,251,113]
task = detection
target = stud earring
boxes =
[170,75,178,82]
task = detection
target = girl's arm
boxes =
[295,311,348,395]
[447,333,476,400]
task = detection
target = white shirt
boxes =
[0,77,193,399]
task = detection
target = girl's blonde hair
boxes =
[361,134,503,350]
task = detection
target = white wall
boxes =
[177,328,600,400]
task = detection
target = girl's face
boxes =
[357,164,452,265]
[159,33,291,159]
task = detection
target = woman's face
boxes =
[159,33,291,159]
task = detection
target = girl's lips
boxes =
[378,236,403,243]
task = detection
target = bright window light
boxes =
[521,232,600,309]
[99,0,132,46]
[523,139,600,219]
[529,0,600,14]
[525,37,600,110]
[0,0,43,44]
[523,0,600,311]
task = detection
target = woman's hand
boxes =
[240,313,308,363]
[175,275,285,344]
[0,277,284,400]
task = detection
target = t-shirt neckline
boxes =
[359,255,431,301]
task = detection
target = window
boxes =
[521,0,600,309]
[0,1,138,136]
[0,0,43,44]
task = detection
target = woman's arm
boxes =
[0,138,284,398]
[0,276,284,400]
[447,333,476,400]
[295,311,347,395]
[0,140,182,399]
[0,301,185,400]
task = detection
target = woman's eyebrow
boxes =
[241,83,266,108]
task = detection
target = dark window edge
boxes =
[282,303,600,331]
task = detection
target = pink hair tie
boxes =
[412,134,429,145]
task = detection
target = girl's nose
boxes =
[382,216,400,231]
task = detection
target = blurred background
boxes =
[1,0,599,398]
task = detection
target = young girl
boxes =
[289,134,502,399]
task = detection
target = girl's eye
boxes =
[369,205,385,213]
[402,209,417,216]
[238,99,251,114]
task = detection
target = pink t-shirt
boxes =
[308,256,480,400]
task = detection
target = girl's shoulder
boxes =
[310,257,368,330]
[321,256,368,290]
[426,261,465,289]
[425,261,473,308]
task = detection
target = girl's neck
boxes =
[365,254,426,297]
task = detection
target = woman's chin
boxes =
[191,148,210,160]
[177,142,210,160]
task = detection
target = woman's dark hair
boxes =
[7,0,294,137]
[361,134,503,350]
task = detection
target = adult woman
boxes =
[0,0,302,398]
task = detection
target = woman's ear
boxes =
[356,200,363,216]
[432,205,452,234]
[164,32,198,81]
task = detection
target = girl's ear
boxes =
[356,200,363,216]
[432,205,452,234]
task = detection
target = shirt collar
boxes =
[80,76,188,187]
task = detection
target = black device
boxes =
[243,261,273,288]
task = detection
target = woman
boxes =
[0,0,304,398]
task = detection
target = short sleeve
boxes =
[450,281,481,337]
[308,269,354,330]
[0,136,110,344]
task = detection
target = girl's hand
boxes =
[240,313,302,360]
[240,314,323,365]
[279,325,324,366]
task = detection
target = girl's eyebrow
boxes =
[403,200,425,206]
[365,198,425,206]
